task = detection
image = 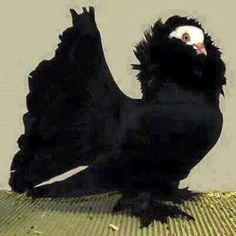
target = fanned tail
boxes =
[9,7,125,193]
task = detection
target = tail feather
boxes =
[9,7,125,193]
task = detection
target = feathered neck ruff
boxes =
[132,16,226,102]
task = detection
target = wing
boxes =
[9,7,129,193]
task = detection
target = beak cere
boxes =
[193,43,207,55]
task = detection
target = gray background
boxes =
[0,0,235,191]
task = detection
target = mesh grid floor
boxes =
[0,190,235,236]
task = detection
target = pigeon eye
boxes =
[182,32,191,42]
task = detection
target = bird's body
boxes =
[9,7,226,194]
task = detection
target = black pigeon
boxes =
[9,7,226,194]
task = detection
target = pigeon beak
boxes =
[193,43,207,56]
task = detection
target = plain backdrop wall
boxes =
[0,0,235,191]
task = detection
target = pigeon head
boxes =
[169,25,206,56]
[133,16,226,101]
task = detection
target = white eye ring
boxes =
[169,25,204,45]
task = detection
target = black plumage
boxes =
[9,7,226,194]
